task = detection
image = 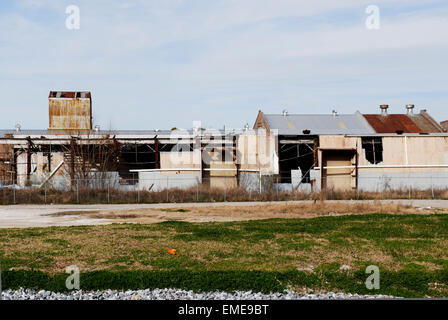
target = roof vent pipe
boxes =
[244,123,249,132]
[406,104,415,116]
[94,125,100,133]
[15,124,21,132]
[332,110,338,117]
[380,104,389,116]
[282,109,288,117]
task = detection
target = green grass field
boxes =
[1,213,448,297]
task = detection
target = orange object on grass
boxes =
[168,249,177,255]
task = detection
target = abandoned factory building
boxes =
[1,92,447,192]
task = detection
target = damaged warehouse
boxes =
[0,92,448,196]
[0,92,276,192]
[255,104,448,192]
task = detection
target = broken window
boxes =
[278,138,316,183]
[362,137,383,164]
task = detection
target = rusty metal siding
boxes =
[49,92,92,130]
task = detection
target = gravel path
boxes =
[0,288,398,300]
[1,199,447,228]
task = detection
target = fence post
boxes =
[166,177,169,202]
[76,180,79,204]
[431,182,434,199]
[224,177,227,202]
[196,180,199,202]
[107,180,110,204]
[381,183,383,200]
[276,177,279,201]
[44,182,47,205]
[13,187,16,205]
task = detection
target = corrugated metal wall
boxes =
[49,97,92,130]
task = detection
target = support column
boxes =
[155,136,160,169]
[113,138,120,171]
[26,137,32,186]
[70,138,75,186]
[233,136,240,186]
[47,152,52,172]
[313,138,319,168]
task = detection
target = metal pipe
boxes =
[404,136,409,165]
[406,104,415,115]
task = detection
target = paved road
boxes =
[0,199,447,229]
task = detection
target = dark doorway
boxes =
[119,144,156,182]
[278,137,316,183]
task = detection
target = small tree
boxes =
[62,132,120,189]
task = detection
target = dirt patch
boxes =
[41,202,448,225]
[45,210,101,217]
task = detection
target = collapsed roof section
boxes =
[49,91,91,99]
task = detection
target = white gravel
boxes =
[0,288,398,300]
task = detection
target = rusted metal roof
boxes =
[411,114,442,133]
[441,120,448,132]
[49,91,91,99]
[363,113,443,134]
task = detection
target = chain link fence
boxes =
[1,174,448,205]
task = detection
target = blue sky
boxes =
[1,0,447,130]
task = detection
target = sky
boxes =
[0,0,447,131]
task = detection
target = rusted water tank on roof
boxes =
[49,91,92,130]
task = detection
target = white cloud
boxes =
[0,0,447,130]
